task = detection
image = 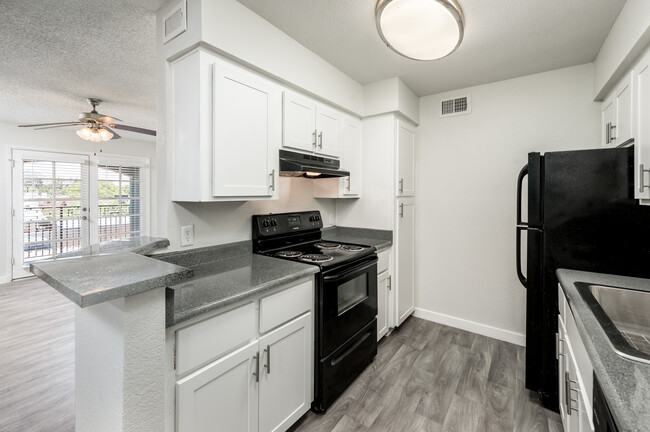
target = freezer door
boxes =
[525,227,544,392]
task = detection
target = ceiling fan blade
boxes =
[34,123,85,130]
[105,127,121,140]
[111,124,156,136]
[19,121,81,128]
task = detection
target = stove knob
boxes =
[309,216,314,222]
[271,219,277,226]
[263,220,269,228]
[316,215,321,221]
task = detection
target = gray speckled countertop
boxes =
[557,269,650,432]
[322,226,392,252]
[154,242,318,327]
[31,237,191,307]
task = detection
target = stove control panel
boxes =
[252,211,323,238]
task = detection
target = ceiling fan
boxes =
[18,97,156,142]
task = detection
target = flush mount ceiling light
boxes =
[376,0,464,61]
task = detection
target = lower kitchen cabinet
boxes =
[376,249,391,341]
[558,285,594,432]
[177,340,259,432]
[172,278,314,432]
[259,314,312,432]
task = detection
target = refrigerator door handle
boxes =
[516,226,527,288]
[517,164,529,226]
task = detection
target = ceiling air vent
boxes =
[439,95,471,118]
[163,0,187,44]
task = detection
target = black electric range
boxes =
[252,210,378,412]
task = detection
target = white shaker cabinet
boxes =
[173,279,314,432]
[312,116,362,199]
[282,91,341,158]
[396,197,415,326]
[634,48,650,202]
[396,119,416,197]
[601,72,633,148]
[177,341,259,432]
[376,249,391,341]
[170,48,280,201]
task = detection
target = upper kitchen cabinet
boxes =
[396,119,416,196]
[601,72,633,148]
[313,116,362,198]
[170,48,280,202]
[283,91,341,158]
[635,48,650,202]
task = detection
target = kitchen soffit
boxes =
[237,0,626,96]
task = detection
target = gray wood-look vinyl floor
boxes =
[289,317,563,432]
[0,278,562,432]
[0,277,75,432]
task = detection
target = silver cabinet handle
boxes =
[387,275,392,291]
[269,169,275,192]
[253,352,260,382]
[565,371,579,415]
[318,131,323,149]
[346,176,351,191]
[399,203,404,218]
[606,122,611,144]
[399,178,404,193]
[640,164,650,193]
[610,123,617,141]
[313,129,317,149]
[264,345,271,374]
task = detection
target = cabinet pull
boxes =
[313,129,317,148]
[346,176,351,191]
[565,371,578,415]
[269,169,275,192]
[399,203,404,218]
[387,275,392,291]
[640,164,650,193]
[318,131,323,149]
[605,122,611,145]
[610,123,617,141]
[264,345,271,374]
[253,352,260,383]
[399,178,404,193]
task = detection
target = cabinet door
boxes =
[558,320,567,428]
[258,313,313,432]
[564,340,580,432]
[614,73,633,146]
[635,51,650,201]
[283,92,317,153]
[342,117,361,196]
[177,340,259,432]
[315,105,341,157]
[396,119,416,196]
[601,97,616,148]
[213,61,279,198]
[396,198,415,326]
[377,271,389,340]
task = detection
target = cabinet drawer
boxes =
[260,279,312,333]
[176,302,256,375]
[377,250,389,274]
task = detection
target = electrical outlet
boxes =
[180,225,194,247]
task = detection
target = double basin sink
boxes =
[576,282,650,364]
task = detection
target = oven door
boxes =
[321,255,378,357]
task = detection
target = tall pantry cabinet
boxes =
[340,113,416,331]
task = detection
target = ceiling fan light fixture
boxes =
[76,126,93,140]
[376,0,464,61]
[98,128,113,141]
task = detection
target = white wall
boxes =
[159,177,336,251]
[0,121,156,282]
[415,64,601,344]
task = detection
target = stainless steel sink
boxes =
[575,282,650,364]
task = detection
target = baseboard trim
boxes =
[0,274,10,285]
[413,307,526,346]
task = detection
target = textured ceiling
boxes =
[0,0,161,139]
[237,0,627,96]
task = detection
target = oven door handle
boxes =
[323,257,378,282]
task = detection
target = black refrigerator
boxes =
[516,145,650,411]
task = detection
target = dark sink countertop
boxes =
[557,269,650,432]
[322,226,392,252]
[154,241,318,327]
